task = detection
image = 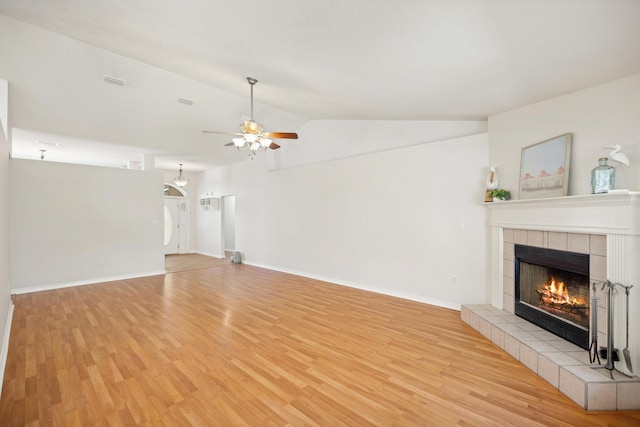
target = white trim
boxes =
[11,270,166,295]
[194,251,225,259]
[0,301,14,399]
[244,261,461,311]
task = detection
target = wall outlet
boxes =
[98,258,104,265]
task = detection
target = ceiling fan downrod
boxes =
[247,77,257,125]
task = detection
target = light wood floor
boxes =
[164,252,233,274]
[1,264,640,426]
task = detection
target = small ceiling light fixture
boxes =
[39,149,46,160]
[173,163,189,187]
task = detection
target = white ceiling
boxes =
[1,0,640,170]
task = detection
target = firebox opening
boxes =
[515,245,590,349]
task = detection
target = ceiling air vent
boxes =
[103,75,127,87]
[177,97,194,106]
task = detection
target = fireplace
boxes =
[515,244,590,349]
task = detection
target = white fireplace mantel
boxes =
[486,192,640,235]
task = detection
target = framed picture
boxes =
[519,133,572,200]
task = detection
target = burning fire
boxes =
[538,277,580,306]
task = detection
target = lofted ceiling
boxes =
[1,0,640,170]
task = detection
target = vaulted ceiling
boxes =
[1,0,640,169]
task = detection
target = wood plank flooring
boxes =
[1,263,640,426]
[164,253,232,274]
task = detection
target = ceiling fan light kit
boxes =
[203,77,298,157]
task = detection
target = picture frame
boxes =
[519,133,572,200]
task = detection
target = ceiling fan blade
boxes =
[224,142,234,146]
[269,142,281,150]
[262,132,298,139]
[203,130,244,137]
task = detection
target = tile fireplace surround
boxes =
[461,193,640,410]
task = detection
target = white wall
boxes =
[197,132,490,308]
[0,79,13,393]
[10,160,165,292]
[194,168,224,257]
[489,73,640,197]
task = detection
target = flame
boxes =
[538,277,580,306]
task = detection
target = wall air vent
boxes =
[177,97,194,106]
[103,75,127,87]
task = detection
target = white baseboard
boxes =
[0,301,14,399]
[11,270,167,295]
[244,261,461,311]
[194,251,225,259]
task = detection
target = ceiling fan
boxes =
[203,77,298,155]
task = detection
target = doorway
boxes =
[164,184,190,255]
[222,195,236,257]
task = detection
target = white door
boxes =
[177,200,189,253]
[164,198,190,255]
[164,199,179,254]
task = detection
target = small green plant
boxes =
[491,189,511,201]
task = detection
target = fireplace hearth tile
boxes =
[514,229,528,244]
[617,382,640,410]
[490,325,505,348]
[567,351,591,366]
[567,233,590,254]
[590,254,607,282]
[527,230,544,247]
[504,228,514,243]
[508,330,538,341]
[468,311,479,330]
[547,232,568,250]
[530,330,561,341]
[504,276,514,297]
[504,242,514,260]
[520,344,539,372]
[518,322,546,332]
[478,318,492,339]
[547,339,584,353]
[588,382,617,411]
[522,340,558,353]
[503,259,514,280]
[538,354,560,388]
[590,234,607,256]
[462,304,640,410]
[559,368,586,408]
[503,295,515,313]
[495,322,522,332]
[505,335,520,359]
[542,350,583,366]
[460,306,470,324]
[482,315,509,325]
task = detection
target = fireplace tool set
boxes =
[590,280,634,379]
